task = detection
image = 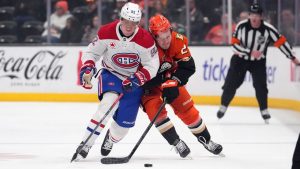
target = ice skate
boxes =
[101,130,114,156]
[260,109,271,124]
[217,105,227,119]
[173,139,191,158]
[73,141,91,161]
[198,136,223,155]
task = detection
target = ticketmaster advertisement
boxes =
[188,46,300,100]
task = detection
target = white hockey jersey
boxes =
[82,20,159,81]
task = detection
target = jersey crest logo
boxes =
[112,53,140,69]
[176,33,183,40]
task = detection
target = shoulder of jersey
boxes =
[97,20,119,40]
[263,21,277,31]
[171,31,188,46]
[131,28,155,48]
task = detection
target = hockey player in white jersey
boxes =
[72,2,159,161]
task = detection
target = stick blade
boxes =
[70,153,78,163]
[101,157,130,164]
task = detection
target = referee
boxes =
[216,3,300,123]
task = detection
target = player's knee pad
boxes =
[176,106,199,125]
[92,92,119,123]
[109,120,129,143]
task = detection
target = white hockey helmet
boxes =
[120,2,142,22]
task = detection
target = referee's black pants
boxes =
[292,133,300,169]
[221,55,268,111]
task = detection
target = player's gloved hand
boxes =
[161,79,179,103]
[79,60,96,89]
[122,71,146,92]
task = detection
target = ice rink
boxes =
[0,102,299,169]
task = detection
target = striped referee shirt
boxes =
[231,19,295,61]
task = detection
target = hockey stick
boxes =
[71,93,124,162]
[101,98,167,164]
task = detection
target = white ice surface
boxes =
[0,102,299,169]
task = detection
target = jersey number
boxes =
[181,44,188,55]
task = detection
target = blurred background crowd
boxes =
[0,0,299,46]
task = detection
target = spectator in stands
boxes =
[137,0,156,28]
[238,11,248,22]
[280,9,300,45]
[42,0,72,43]
[164,0,185,23]
[111,0,128,21]
[81,15,100,44]
[60,16,83,43]
[195,0,222,28]
[151,0,166,16]
[85,0,97,24]
[205,13,236,45]
[177,0,205,44]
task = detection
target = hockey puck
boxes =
[144,163,153,167]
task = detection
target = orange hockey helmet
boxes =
[149,14,172,36]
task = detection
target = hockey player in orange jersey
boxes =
[141,14,223,158]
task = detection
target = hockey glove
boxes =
[122,71,147,92]
[161,79,179,103]
[79,60,96,89]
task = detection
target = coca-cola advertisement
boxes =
[0,47,89,93]
[0,50,63,81]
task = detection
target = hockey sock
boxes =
[188,118,211,142]
[82,92,119,146]
[83,118,105,146]
[109,120,129,143]
[156,117,180,145]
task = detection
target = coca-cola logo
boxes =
[0,50,64,80]
[112,53,140,69]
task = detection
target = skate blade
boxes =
[185,154,193,160]
[264,119,269,124]
[218,152,226,157]
[73,155,84,162]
